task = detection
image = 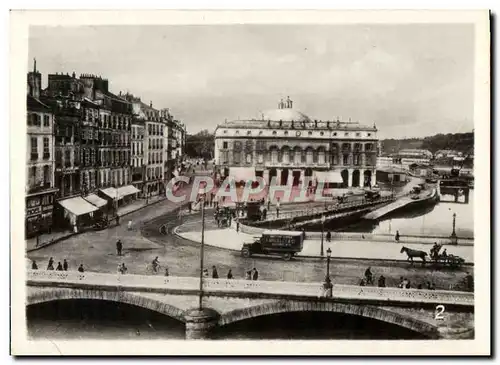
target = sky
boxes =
[28,24,474,138]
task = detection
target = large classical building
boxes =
[214,98,379,188]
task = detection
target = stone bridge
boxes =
[26,270,474,340]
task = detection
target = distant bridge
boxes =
[26,270,474,339]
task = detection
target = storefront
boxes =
[83,193,108,215]
[25,190,57,238]
[58,196,99,233]
[99,185,140,212]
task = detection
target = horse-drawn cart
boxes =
[430,244,465,268]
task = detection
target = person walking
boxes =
[252,268,259,281]
[63,259,68,271]
[236,220,240,233]
[395,230,400,243]
[127,220,133,230]
[377,275,386,288]
[326,231,332,242]
[245,270,252,280]
[212,265,219,279]
[47,257,54,270]
[56,262,63,271]
[276,199,280,218]
[164,267,170,277]
[78,264,84,273]
[227,269,233,279]
[31,260,38,270]
[364,267,373,285]
[116,240,123,256]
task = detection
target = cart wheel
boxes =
[283,253,292,261]
[241,248,251,258]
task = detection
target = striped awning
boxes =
[83,194,107,208]
[59,196,99,216]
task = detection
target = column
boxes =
[348,168,353,188]
[299,169,305,185]
[263,169,270,185]
[276,168,282,185]
[361,152,366,166]
[371,170,377,186]
[359,169,365,188]
[184,308,219,340]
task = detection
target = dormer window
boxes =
[235,130,240,135]
[344,132,349,137]
[247,130,252,135]
[333,132,337,136]
[259,131,263,135]
[367,133,371,137]
[320,132,324,136]
[308,131,312,136]
[356,132,361,137]
[284,131,289,136]
[223,130,227,134]
[272,131,277,135]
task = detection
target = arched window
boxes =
[270,148,278,164]
[257,152,264,164]
[281,147,290,164]
[293,147,302,164]
[306,148,314,164]
[246,153,252,164]
[318,148,326,164]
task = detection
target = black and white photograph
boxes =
[10,9,490,356]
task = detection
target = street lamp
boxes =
[320,214,326,257]
[450,212,458,245]
[326,247,332,280]
[198,190,206,310]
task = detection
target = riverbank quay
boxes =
[174,223,474,263]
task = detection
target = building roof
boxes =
[261,107,311,123]
[27,95,51,111]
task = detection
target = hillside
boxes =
[382,132,474,155]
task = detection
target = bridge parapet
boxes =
[26,270,473,307]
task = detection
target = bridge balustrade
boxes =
[26,270,473,306]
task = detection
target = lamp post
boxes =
[450,212,458,245]
[198,191,206,310]
[320,214,326,257]
[326,247,332,280]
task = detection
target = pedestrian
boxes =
[263,208,267,220]
[465,272,474,292]
[212,265,219,279]
[326,231,331,242]
[63,259,68,271]
[267,199,271,211]
[128,220,132,230]
[302,228,306,241]
[405,280,411,289]
[164,267,169,277]
[359,278,366,286]
[31,260,38,270]
[252,267,259,281]
[117,263,123,274]
[47,257,54,270]
[398,277,405,288]
[364,267,373,285]
[395,230,400,242]
[116,240,123,256]
[203,269,209,278]
[245,270,252,280]
[276,198,280,218]
[236,220,240,233]
[116,215,120,225]
[78,264,84,273]
[121,263,128,274]
[227,269,233,279]
[56,262,63,271]
[378,275,386,288]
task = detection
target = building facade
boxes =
[130,118,145,194]
[214,98,379,188]
[25,64,58,238]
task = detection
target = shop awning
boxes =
[83,194,107,208]
[99,187,119,200]
[117,185,140,197]
[229,167,256,182]
[314,170,343,184]
[59,196,99,216]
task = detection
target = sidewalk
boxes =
[175,226,474,263]
[25,185,192,252]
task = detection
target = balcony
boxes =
[27,182,53,194]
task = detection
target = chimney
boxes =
[150,101,152,108]
[33,58,36,73]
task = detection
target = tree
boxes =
[185,130,214,159]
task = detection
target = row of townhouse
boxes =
[25,61,186,238]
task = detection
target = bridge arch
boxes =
[218,300,439,338]
[27,288,186,323]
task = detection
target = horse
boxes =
[400,246,428,265]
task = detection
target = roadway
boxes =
[26,196,472,291]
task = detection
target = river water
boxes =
[342,192,474,237]
[27,300,427,340]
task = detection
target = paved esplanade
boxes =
[176,225,474,263]
[27,270,474,339]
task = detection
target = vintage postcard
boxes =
[10,10,490,356]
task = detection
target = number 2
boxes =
[435,305,445,320]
